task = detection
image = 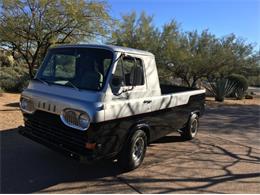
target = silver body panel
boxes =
[22,82,105,122]
[21,44,205,127]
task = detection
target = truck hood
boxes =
[21,81,104,122]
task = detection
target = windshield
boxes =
[36,48,114,91]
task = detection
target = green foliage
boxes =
[167,30,229,87]
[0,51,15,67]
[0,7,259,95]
[227,74,248,100]
[205,79,237,102]
[248,75,260,87]
[109,12,259,88]
[0,0,111,78]
[228,74,248,91]
[109,11,160,54]
[0,65,29,92]
[0,87,4,93]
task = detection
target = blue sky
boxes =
[107,0,260,49]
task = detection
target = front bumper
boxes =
[18,126,95,162]
[19,110,99,162]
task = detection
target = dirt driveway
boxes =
[0,93,260,193]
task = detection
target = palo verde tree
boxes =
[212,34,259,79]
[109,11,160,54]
[164,30,229,87]
[110,11,259,88]
[0,0,111,78]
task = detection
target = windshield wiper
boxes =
[34,77,50,86]
[66,81,79,91]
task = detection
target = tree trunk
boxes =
[191,78,198,88]
[27,63,34,79]
[183,76,191,87]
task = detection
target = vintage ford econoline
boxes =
[19,44,205,170]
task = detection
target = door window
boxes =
[112,56,144,88]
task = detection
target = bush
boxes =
[0,87,4,94]
[205,79,237,102]
[227,74,249,100]
[245,94,253,99]
[248,75,260,87]
[0,52,15,67]
[0,66,30,92]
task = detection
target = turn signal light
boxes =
[85,142,96,150]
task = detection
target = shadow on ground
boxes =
[1,104,260,193]
[0,128,127,193]
[200,104,260,148]
[124,137,260,193]
[3,102,20,108]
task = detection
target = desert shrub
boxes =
[227,74,249,100]
[205,79,237,102]
[0,87,4,93]
[245,94,253,99]
[0,52,15,67]
[248,75,260,87]
[0,66,30,92]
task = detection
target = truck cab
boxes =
[19,44,205,170]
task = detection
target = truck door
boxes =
[105,55,150,121]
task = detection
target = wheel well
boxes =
[118,124,151,155]
[140,126,150,144]
[191,110,200,117]
[128,123,151,144]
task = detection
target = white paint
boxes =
[21,44,205,125]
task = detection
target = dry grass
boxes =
[206,97,260,107]
[0,93,23,130]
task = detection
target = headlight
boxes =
[79,113,90,129]
[20,97,34,113]
[61,109,90,131]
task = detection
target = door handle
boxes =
[143,100,152,104]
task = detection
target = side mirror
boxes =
[111,76,123,88]
[111,76,127,96]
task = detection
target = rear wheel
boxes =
[118,130,147,170]
[180,113,199,140]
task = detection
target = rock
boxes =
[245,94,253,99]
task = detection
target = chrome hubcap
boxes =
[191,119,198,134]
[132,137,145,161]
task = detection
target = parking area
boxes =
[1,93,260,193]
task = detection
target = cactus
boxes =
[205,79,237,102]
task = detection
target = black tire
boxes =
[180,113,199,140]
[118,130,147,171]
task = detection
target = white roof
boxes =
[53,44,154,57]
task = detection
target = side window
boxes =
[123,57,135,86]
[111,56,144,89]
[122,57,144,86]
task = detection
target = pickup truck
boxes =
[19,44,205,170]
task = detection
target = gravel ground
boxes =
[0,93,23,130]
[0,93,260,193]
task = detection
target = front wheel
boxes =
[180,113,199,140]
[118,130,147,171]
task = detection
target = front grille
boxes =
[24,111,89,154]
[63,110,79,127]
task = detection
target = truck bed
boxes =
[160,84,197,95]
